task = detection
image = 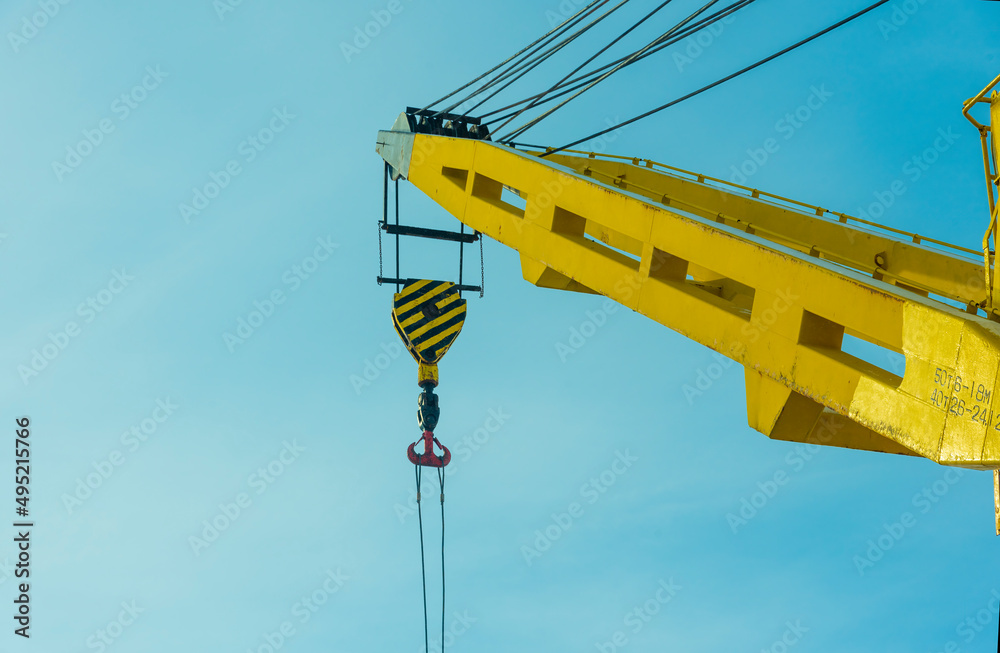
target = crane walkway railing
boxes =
[520,146,981,259]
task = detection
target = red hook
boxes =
[407,430,451,468]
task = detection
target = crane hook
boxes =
[407,429,451,468]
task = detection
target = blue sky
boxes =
[1,0,999,651]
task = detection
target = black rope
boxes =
[482,0,753,126]
[500,3,705,143]
[541,0,892,157]
[414,463,448,653]
[438,467,446,653]
[491,0,680,139]
[420,0,606,113]
[501,141,554,150]
[451,0,633,117]
[445,1,617,116]
[501,0,752,142]
[436,1,610,115]
[415,465,428,653]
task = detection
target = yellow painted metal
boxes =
[378,128,1000,471]
[541,151,986,313]
[992,92,1000,185]
[963,76,1000,311]
[995,470,999,535]
[391,279,467,387]
[992,92,1000,313]
[418,362,439,387]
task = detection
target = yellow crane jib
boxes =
[377,89,1000,532]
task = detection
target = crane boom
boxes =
[375,107,1000,475]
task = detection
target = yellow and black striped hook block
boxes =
[391,280,467,387]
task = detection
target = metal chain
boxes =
[479,233,485,298]
[379,163,386,285]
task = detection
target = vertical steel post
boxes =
[395,179,401,291]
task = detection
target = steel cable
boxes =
[480,0,755,125]
[446,0,634,117]
[438,467,446,653]
[490,0,680,138]
[540,0,893,156]
[415,465,428,653]
[498,0,728,142]
[420,0,606,113]
[434,1,611,115]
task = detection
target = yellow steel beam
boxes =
[377,127,1000,471]
[541,153,986,311]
